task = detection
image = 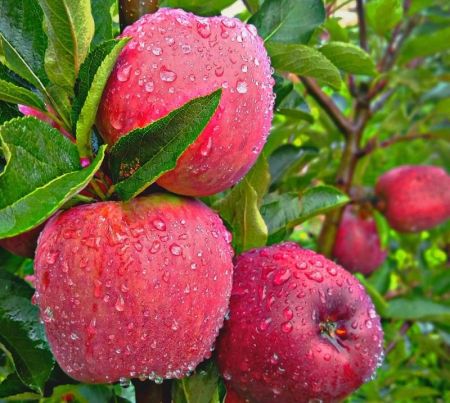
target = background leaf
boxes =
[160,0,236,16]
[0,80,45,110]
[91,0,115,46]
[366,0,403,36]
[249,0,325,44]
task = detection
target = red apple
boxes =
[96,8,274,196]
[332,206,387,275]
[0,224,44,258]
[34,193,233,383]
[375,165,450,232]
[217,242,384,403]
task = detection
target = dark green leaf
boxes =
[110,89,222,201]
[0,102,20,125]
[386,298,450,323]
[91,0,115,46]
[0,271,54,393]
[269,145,318,185]
[367,0,403,36]
[0,0,48,85]
[0,80,45,110]
[172,361,219,403]
[160,0,236,16]
[215,155,269,254]
[249,0,325,45]
[38,0,95,92]
[355,274,389,317]
[400,26,450,63]
[0,117,106,238]
[323,18,349,43]
[273,74,294,109]
[267,43,342,89]
[72,38,129,158]
[319,42,377,76]
[43,384,114,403]
[0,372,34,398]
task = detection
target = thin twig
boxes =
[356,0,368,51]
[300,76,353,137]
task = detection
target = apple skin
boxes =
[96,8,274,197]
[0,224,44,258]
[332,206,387,276]
[216,242,384,403]
[375,165,450,232]
[34,193,233,383]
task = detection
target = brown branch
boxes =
[359,133,438,158]
[356,0,368,52]
[385,321,412,355]
[300,76,353,137]
[119,0,159,31]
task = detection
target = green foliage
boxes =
[0,0,450,401]
[109,90,222,200]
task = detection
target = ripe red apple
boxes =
[217,242,384,403]
[332,206,387,275]
[375,165,450,232]
[96,8,274,196]
[0,224,43,258]
[34,193,233,383]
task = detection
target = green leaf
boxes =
[400,26,450,63]
[91,0,115,46]
[0,0,48,85]
[355,274,389,317]
[323,18,349,43]
[366,0,403,36]
[386,298,450,323]
[0,271,54,393]
[215,155,269,254]
[267,43,342,89]
[172,361,219,403]
[38,0,95,92]
[0,117,106,238]
[319,42,377,76]
[249,0,325,45]
[159,0,236,16]
[0,80,45,110]
[261,186,349,243]
[110,89,222,201]
[0,102,20,125]
[269,145,318,185]
[0,372,34,399]
[72,38,129,158]
[43,384,114,403]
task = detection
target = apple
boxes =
[332,206,387,275]
[96,8,274,196]
[217,242,384,403]
[0,224,44,258]
[34,193,233,383]
[375,165,450,232]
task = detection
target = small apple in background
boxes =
[0,224,44,258]
[375,165,450,232]
[96,8,274,197]
[34,193,233,383]
[332,205,387,276]
[217,242,384,403]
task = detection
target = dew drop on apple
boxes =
[115,294,125,312]
[236,80,248,94]
[160,66,177,82]
[152,218,166,231]
[170,243,182,256]
[145,81,154,93]
[197,21,211,38]
[273,269,291,286]
[117,64,132,82]
[281,321,293,333]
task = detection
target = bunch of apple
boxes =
[3,6,448,403]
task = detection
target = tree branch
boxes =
[356,0,368,52]
[119,0,159,31]
[300,76,353,137]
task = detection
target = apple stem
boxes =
[119,0,159,31]
[132,379,171,403]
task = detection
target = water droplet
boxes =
[165,36,175,46]
[365,320,373,329]
[119,377,131,387]
[368,308,377,319]
[46,251,59,264]
[236,80,248,94]
[181,44,191,54]
[170,243,182,256]
[259,317,272,331]
[305,271,324,283]
[270,353,279,365]
[241,64,248,73]
[115,295,125,312]
[281,321,293,333]
[70,332,79,340]
[221,19,236,28]
[273,269,291,286]
[324,354,331,361]
[94,279,102,298]
[214,66,224,77]
[117,64,132,82]
[150,240,161,253]
[283,307,294,321]
[197,21,211,38]
[160,66,177,82]
[190,262,197,270]
[152,47,162,56]
[145,81,154,93]
[152,219,166,231]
